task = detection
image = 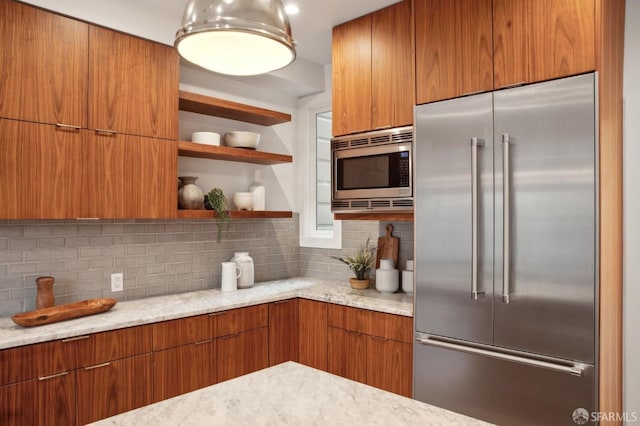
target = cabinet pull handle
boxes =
[498,81,526,90]
[75,217,100,221]
[374,125,392,130]
[502,134,511,304]
[208,312,226,317]
[220,332,240,340]
[55,123,81,131]
[272,300,290,305]
[194,339,213,346]
[471,137,485,301]
[370,335,387,342]
[94,128,117,136]
[461,89,485,97]
[38,371,69,381]
[84,362,111,370]
[62,335,90,343]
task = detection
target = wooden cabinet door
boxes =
[415,0,493,104]
[332,14,372,136]
[371,0,413,129]
[216,328,269,382]
[0,119,88,219]
[36,372,76,426]
[366,336,412,397]
[153,341,216,402]
[86,133,176,219]
[75,325,153,367]
[327,327,367,384]
[298,299,328,371]
[1,381,36,426]
[76,353,153,424]
[0,0,88,127]
[269,299,299,365]
[88,26,178,139]
[210,304,269,338]
[494,0,595,88]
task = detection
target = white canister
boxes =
[379,258,395,270]
[376,268,399,293]
[231,252,254,289]
[221,262,241,292]
[402,269,414,294]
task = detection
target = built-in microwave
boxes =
[331,126,413,212]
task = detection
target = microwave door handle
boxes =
[471,137,485,300]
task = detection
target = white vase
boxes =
[231,252,254,289]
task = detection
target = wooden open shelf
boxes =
[177,210,293,219]
[178,141,292,165]
[179,90,291,126]
[333,212,414,222]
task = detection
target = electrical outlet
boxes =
[111,273,124,292]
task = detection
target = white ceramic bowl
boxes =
[233,192,254,210]
[224,131,260,149]
[191,132,220,146]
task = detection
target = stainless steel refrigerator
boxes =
[413,73,597,425]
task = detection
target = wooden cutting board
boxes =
[376,224,399,269]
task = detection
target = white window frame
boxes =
[299,101,342,249]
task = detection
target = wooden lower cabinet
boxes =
[216,327,269,383]
[366,336,412,397]
[298,299,328,371]
[152,340,216,402]
[1,374,75,426]
[269,299,299,365]
[75,353,153,425]
[327,327,367,384]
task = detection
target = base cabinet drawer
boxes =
[1,372,75,426]
[76,353,152,424]
[152,340,216,402]
[216,328,268,383]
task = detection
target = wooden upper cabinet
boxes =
[88,26,179,139]
[85,133,177,219]
[415,0,493,104]
[0,0,88,127]
[494,0,595,88]
[332,14,372,137]
[0,119,89,220]
[371,0,414,130]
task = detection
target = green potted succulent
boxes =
[206,188,231,243]
[331,239,376,289]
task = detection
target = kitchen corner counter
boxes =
[0,277,413,350]
[92,362,490,426]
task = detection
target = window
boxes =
[299,102,342,248]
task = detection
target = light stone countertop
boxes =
[0,277,413,350]
[91,362,491,426]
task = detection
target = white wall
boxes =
[623,0,640,417]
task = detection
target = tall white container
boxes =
[231,252,254,289]
[249,170,265,211]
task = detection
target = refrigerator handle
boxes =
[471,137,485,300]
[416,335,585,377]
[502,134,511,304]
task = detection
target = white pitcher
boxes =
[221,262,241,292]
[231,252,254,289]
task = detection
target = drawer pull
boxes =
[95,128,117,136]
[272,300,291,305]
[220,332,240,340]
[85,362,111,370]
[194,340,213,346]
[208,312,226,317]
[62,335,90,343]
[370,335,387,342]
[55,123,81,131]
[38,371,69,381]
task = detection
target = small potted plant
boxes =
[331,239,376,289]
[206,188,231,243]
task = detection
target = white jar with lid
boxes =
[231,252,254,289]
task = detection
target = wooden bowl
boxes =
[11,298,117,327]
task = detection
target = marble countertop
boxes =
[0,277,413,350]
[92,362,490,426]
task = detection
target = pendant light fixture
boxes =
[175,0,296,76]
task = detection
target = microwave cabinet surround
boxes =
[331,126,413,213]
